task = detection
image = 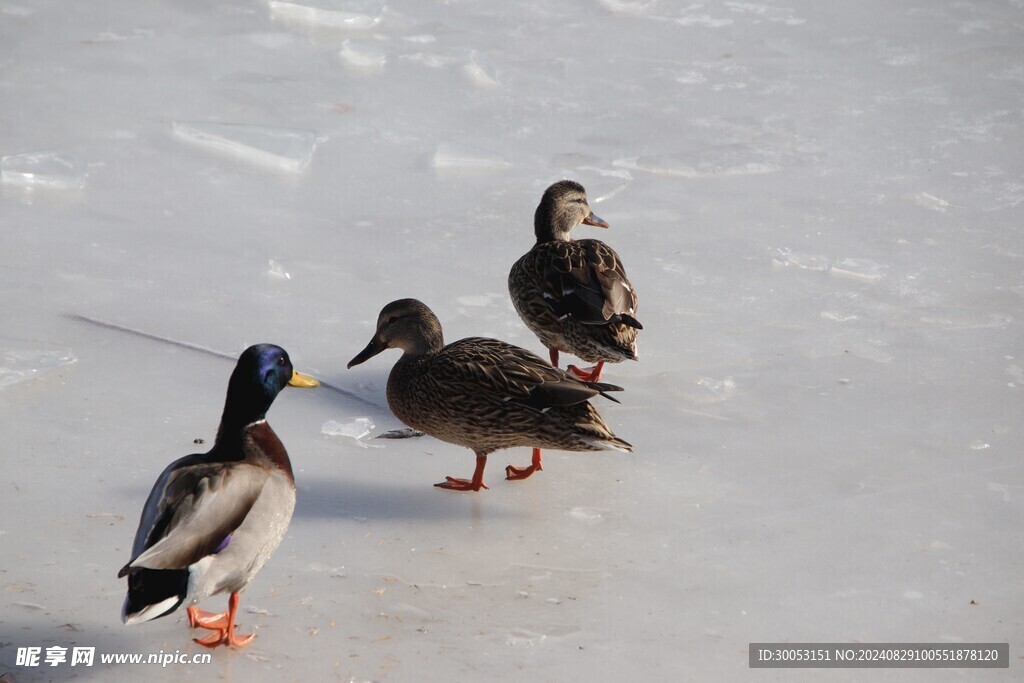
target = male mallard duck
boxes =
[347,299,632,489]
[118,344,318,648]
[509,180,642,382]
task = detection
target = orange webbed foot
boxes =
[433,454,489,491]
[193,629,228,648]
[434,476,489,492]
[567,362,605,382]
[188,593,256,649]
[505,448,543,481]
[192,628,256,649]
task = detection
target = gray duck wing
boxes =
[118,461,269,576]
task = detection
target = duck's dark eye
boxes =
[277,356,286,366]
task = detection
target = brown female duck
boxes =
[509,180,642,382]
[348,299,632,489]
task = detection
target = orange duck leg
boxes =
[505,447,543,481]
[190,592,255,648]
[434,454,490,492]
[567,361,605,382]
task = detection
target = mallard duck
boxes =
[347,298,632,489]
[509,180,642,382]
[118,344,318,648]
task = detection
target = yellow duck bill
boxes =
[288,370,320,388]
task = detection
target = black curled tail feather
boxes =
[121,567,188,623]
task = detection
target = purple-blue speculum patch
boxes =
[212,535,232,554]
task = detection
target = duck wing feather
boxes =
[118,461,269,577]
[434,338,624,410]
[537,240,641,329]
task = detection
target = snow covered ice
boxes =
[267,258,292,280]
[322,416,376,446]
[338,39,387,72]
[0,346,77,390]
[614,148,781,179]
[173,122,319,174]
[432,141,512,173]
[269,0,385,31]
[1,150,87,190]
[2,0,1023,680]
[772,247,831,272]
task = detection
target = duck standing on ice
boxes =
[348,298,632,488]
[118,344,318,648]
[509,180,642,382]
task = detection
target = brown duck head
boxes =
[533,180,608,243]
[348,298,445,367]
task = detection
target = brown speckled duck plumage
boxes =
[509,180,642,374]
[348,298,632,491]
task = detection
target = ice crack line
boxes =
[67,313,383,409]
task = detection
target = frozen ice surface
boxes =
[454,293,502,307]
[614,146,780,178]
[772,247,830,272]
[0,347,77,389]
[267,259,291,280]
[596,0,659,16]
[844,340,893,364]
[1,150,86,190]
[172,122,318,174]
[675,70,708,84]
[567,506,606,524]
[246,31,297,50]
[3,0,1024,680]
[338,39,387,72]
[913,191,955,212]
[821,311,859,322]
[463,51,499,90]
[432,142,511,172]
[0,4,34,16]
[830,257,888,282]
[322,417,377,446]
[547,159,631,204]
[400,51,459,68]
[691,376,737,404]
[269,0,384,30]
[586,181,628,204]
[917,311,1012,331]
[674,13,733,28]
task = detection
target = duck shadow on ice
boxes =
[113,475,522,525]
[292,476,524,522]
